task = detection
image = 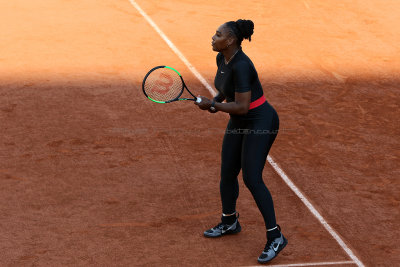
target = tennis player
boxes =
[194,19,287,264]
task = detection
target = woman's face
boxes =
[211,24,233,52]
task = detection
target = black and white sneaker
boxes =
[257,226,288,264]
[203,214,241,238]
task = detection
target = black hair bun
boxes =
[235,19,254,41]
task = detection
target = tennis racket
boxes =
[142,66,202,104]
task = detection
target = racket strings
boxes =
[143,68,183,102]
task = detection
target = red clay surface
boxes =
[1,0,399,266]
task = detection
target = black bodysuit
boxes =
[214,49,280,230]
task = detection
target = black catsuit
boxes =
[214,49,279,230]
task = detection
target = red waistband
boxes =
[249,95,266,110]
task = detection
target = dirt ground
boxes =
[1,0,399,266]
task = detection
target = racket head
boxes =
[142,66,184,103]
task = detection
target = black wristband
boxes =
[210,99,216,112]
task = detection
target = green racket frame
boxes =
[142,66,201,104]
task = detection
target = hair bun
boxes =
[235,19,254,41]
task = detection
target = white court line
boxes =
[303,0,310,10]
[267,157,363,267]
[128,1,364,267]
[245,260,356,267]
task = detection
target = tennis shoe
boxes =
[203,214,241,238]
[257,226,288,264]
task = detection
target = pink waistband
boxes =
[249,95,266,110]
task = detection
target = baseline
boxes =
[245,260,356,267]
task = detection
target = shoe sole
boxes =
[203,224,242,238]
[257,237,288,264]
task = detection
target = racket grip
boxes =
[196,97,202,103]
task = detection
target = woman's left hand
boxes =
[194,95,212,110]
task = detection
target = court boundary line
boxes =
[266,158,362,267]
[129,0,215,96]
[128,1,364,267]
[244,260,356,267]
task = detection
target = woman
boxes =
[194,19,287,264]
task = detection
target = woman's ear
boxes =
[227,37,235,46]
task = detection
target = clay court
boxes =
[1,0,399,266]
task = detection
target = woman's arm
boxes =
[207,92,226,113]
[196,91,251,115]
[212,59,252,115]
[213,92,225,103]
[213,91,250,115]
[196,58,253,115]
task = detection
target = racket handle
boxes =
[196,97,202,103]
